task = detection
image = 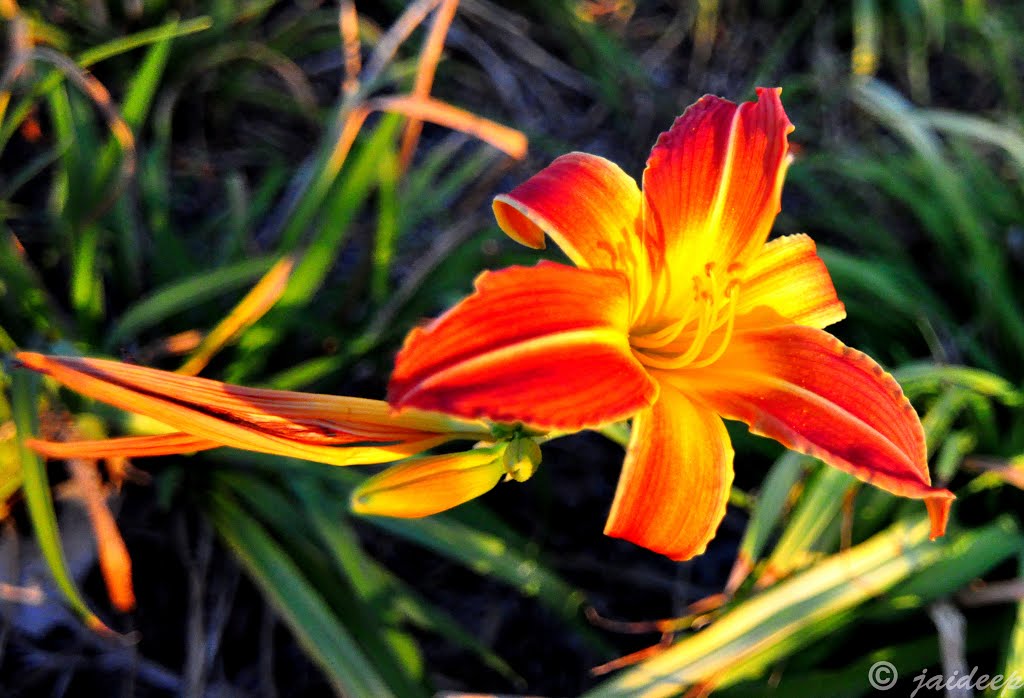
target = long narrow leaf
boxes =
[584,518,944,697]
[726,452,808,592]
[206,489,396,698]
[10,370,112,634]
[105,257,275,348]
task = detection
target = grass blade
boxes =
[726,452,808,592]
[206,488,397,697]
[997,554,1024,698]
[105,257,276,348]
[363,510,586,624]
[10,369,112,635]
[583,517,944,697]
[177,257,294,376]
[758,463,857,585]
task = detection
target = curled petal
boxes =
[642,87,793,282]
[678,326,954,537]
[351,447,506,518]
[736,234,846,330]
[389,262,658,430]
[604,385,734,561]
[493,152,644,277]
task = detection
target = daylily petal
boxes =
[493,152,643,277]
[604,384,734,561]
[16,352,458,466]
[642,87,793,283]
[389,262,658,430]
[735,234,846,330]
[17,352,486,443]
[351,447,506,518]
[675,326,954,537]
[28,433,219,459]
[65,460,135,611]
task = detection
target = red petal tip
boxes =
[925,492,955,540]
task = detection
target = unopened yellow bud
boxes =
[351,445,505,518]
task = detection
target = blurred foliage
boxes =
[2,0,1024,696]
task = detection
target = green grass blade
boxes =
[870,516,1020,617]
[759,463,856,584]
[218,471,430,696]
[76,17,214,67]
[10,369,111,634]
[206,488,397,698]
[997,554,1024,698]
[932,430,974,484]
[45,86,78,216]
[919,387,973,453]
[0,227,69,337]
[714,636,941,698]
[104,257,275,348]
[70,224,104,333]
[399,143,499,231]
[0,142,68,201]
[583,517,943,697]
[303,483,524,689]
[852,79,1024,353]
[226,116,403,382]
[852,0,881,76]
[0,18,212,152]
[728,452,808,591]
[372,147,399,304]
[361,511,587,625]
[920,109,1024,176]
[292,482,431,696]
[893,362,1023,406]
[280,115,402,301]
[817,245,944,324]
[275,112,401,252]
[718,519,1018,692]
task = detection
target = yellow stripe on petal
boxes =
[351,446,507,518]
[641,88,793,312]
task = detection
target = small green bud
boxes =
[502,436,542,482]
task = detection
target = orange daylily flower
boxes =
[388,88,955,560]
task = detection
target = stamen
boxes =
[689,291,738,368]
[630,277,700,349]
[634,282,715,370]
[630,262,742,371]
[669,287,716,366]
